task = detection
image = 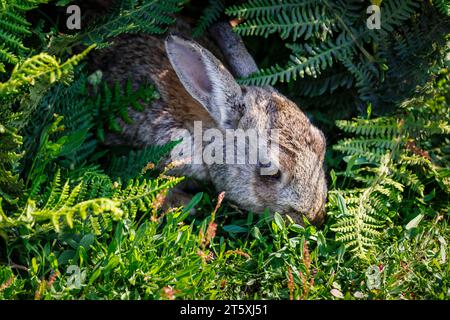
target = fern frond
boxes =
[0,0,49,71]
[0,45,95,97]
[113,176,182,220]
[333,138,397,162]
[0,47,93,203]
[376,0,421,35]
[226,0,319,20]
[1,169,183,236]
[336,117,399,138]
[20,68,98,174]
[50,0,185,53]
[227,0,447,112]
[330,154,395,256]
[108,140,180,181]
[339,55,379,103]
[193,0,224,37]
[0,123,23,202]
[232,5,336,41]
[90,78,160,142]
[330,74,449,257]
[294,70,353,97]
[432,0,449,15]
[240,32,356,85]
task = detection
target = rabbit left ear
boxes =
[165,35,243,128]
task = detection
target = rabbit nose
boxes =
[298,202,325,227]
[309,203,326,227]
[309,210,325,226]
[289,207,325,227]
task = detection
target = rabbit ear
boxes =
[165,35,243,128]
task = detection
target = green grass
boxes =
[0,0,449,300]
[1,188,448,300]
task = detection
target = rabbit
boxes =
[90,20,328,226]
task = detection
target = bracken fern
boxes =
[328,74,450,258]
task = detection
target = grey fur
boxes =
[93,22,327,226]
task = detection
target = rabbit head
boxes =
[166,35,327,226]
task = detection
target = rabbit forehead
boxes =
[242,86,326,162]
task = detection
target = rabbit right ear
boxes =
[165,35,243,128]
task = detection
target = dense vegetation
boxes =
[0,0,448,299]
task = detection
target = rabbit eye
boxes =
[264,168,282,181]
[272,169,282,180]
[257,161,282,181]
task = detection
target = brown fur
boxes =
[90,21,327,226]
